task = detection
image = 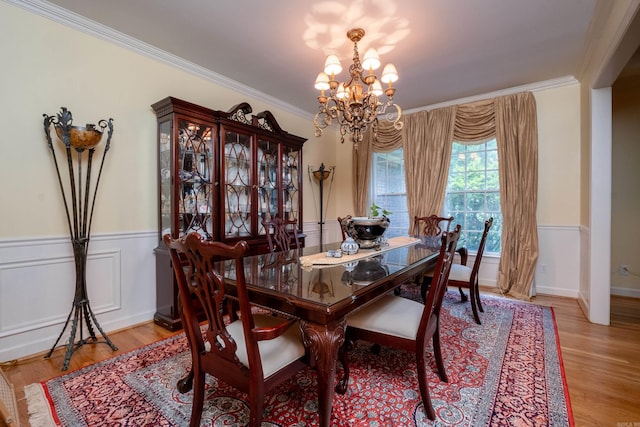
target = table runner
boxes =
[300,236,420,267]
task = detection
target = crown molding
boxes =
[6,0,313,120]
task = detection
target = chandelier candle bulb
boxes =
[324,54,343,77]
[313,27,403,149]
[362,48,381,72]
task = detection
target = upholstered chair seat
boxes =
[346,295,426,340]
[448,263,472,282]
[224,315,306,377]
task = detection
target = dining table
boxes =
[219,235,440,427]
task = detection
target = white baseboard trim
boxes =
[481,284,579,299]
[534,286,579,299]
[611,286,640,298]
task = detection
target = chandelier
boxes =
[313,28,403,149]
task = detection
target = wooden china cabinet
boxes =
[152,96,306,330]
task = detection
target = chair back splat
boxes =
[262,215,300,254]
[336,225,461,421]
[163,233,308,427]
[414,214,454,237]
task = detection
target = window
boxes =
[370,149,408,238]
[370,140,502,253]
[443,140,501,253]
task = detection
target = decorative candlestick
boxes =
[43,107,117,371]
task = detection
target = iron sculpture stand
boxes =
[43,107,117,371]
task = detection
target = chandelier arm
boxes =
[314,113,329,132]
[383,103,404,130]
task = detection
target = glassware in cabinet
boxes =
[223,129,252,238]
[178,120,214,238]
[282,146,301,223]
[159,120,172,238]
[257,138,278,235]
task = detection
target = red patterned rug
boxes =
[25,290,573,426]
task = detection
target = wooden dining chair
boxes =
[163,233,309,427]
[262,215,300,254]
[412,215,454,290]
[335,225,461,421]
[445,217,493,324]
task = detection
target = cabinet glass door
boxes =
[282,146,300,223]
[159,120,172,239]
[223,129,252,238]
[257,138,278,236]
[177,119,214,238]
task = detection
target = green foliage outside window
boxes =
[370,141,502,253]
[444,140,502,253]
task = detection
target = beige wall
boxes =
[534,84,582,225]
[0,1,335,239]
[612,75,640,293]
[1,1,586,283]
[0,2,587,240]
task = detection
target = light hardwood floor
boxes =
[2,294,640,426]
[531,294,640,427]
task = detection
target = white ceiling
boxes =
[42,0,600,116]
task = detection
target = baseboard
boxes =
[533,285,579,298]
[611,286,640,298]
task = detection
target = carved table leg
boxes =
[300,318,346,427]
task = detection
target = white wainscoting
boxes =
[302,220,340,249]
[0,232,157,361]
[534,225,581,298]
[578,225,591,315]
[304,221,582,298]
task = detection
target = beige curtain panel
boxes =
[354,91,539,299]
[494,92,539,300]
[403,108,457,235]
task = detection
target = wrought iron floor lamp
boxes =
[43,107,117,371]
[308,163,335,250]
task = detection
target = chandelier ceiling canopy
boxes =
[313,28,403,150]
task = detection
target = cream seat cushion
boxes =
[222,314,306,377]
[347,295,424,340]
[425,263,471,282]
[448,263,472,282]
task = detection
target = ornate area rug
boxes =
[25,290,573,426]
